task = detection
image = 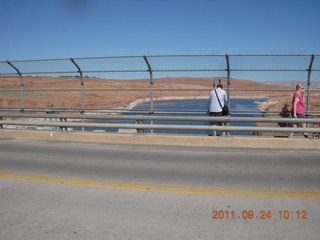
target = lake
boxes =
[119,98,267,136]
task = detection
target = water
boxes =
[124,98,266,136]
[86,98,266,135]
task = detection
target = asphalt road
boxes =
[0,139,320,240]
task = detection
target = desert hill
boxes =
[0,76,291,111]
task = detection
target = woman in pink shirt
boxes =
[291,84,308,138]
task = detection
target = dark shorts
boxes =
[210,112,223,125]
[291,113,306,118]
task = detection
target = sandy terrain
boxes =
[0,76,290,111]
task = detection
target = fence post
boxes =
[70,58,85,114]
[225,54,231,137]
[70,58,85,132]
[307,54,315,116]
[6,61,24,113]
[143,56,154,134]
[225,54,231,110]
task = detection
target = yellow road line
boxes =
[1,172,320,199]
[1,172,318,195]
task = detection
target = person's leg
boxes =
[221,122,226,137]
[210,112,217,136]
[210,112,223,136]
[297,114,309,138]
[301,122,309,138]
[213,125,217,136]
[289,123,297,138]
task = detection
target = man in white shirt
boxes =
[209,83,228,136]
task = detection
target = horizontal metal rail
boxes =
[2,53,320,63]
[1,108,320,117]
[2,88,320,93]
[0,88,153,92]
[1,113,320,124]
[2,68,320,76]
[1,120,319,133]
[3,88,320,92]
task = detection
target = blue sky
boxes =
[1,0,320,60]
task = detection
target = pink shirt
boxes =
[292,93,304,114]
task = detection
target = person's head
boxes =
[217,83,223,89]
[296,84,305,92]
[282,104,289,110]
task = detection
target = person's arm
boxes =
[223,92,228,105]
[292,97,300,117]
[207,93,212,113]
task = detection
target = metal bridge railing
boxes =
[1,54,320,136]
[1,113,320,123]
[0,113,319,137]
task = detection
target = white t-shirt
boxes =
[209,87,228,112]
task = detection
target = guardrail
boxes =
[1,54,320,138]
[1,113,319,136]
[1,113,320,123]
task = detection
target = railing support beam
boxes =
[6,61,24,113]
[307,54,315,115]
[70,58,85,114]
[143,56,154,133]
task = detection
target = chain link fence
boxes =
[1,54,319,135]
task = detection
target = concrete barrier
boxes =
[1,129,320,150]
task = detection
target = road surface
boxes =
[0,139,319,239]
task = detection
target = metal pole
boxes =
[143,56,154,134]
[6,61,24,113]
[2,113,320,124]
[307,54,315,115]
[70,58,85,132]
[70,58,85,114]
[1,120,319,134]
[225,54,231,110]
[225,54,231,136]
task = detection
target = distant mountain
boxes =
[265,81,320,89]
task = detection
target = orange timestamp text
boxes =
[212,210,308,220]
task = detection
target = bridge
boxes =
[1,54,320,239]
